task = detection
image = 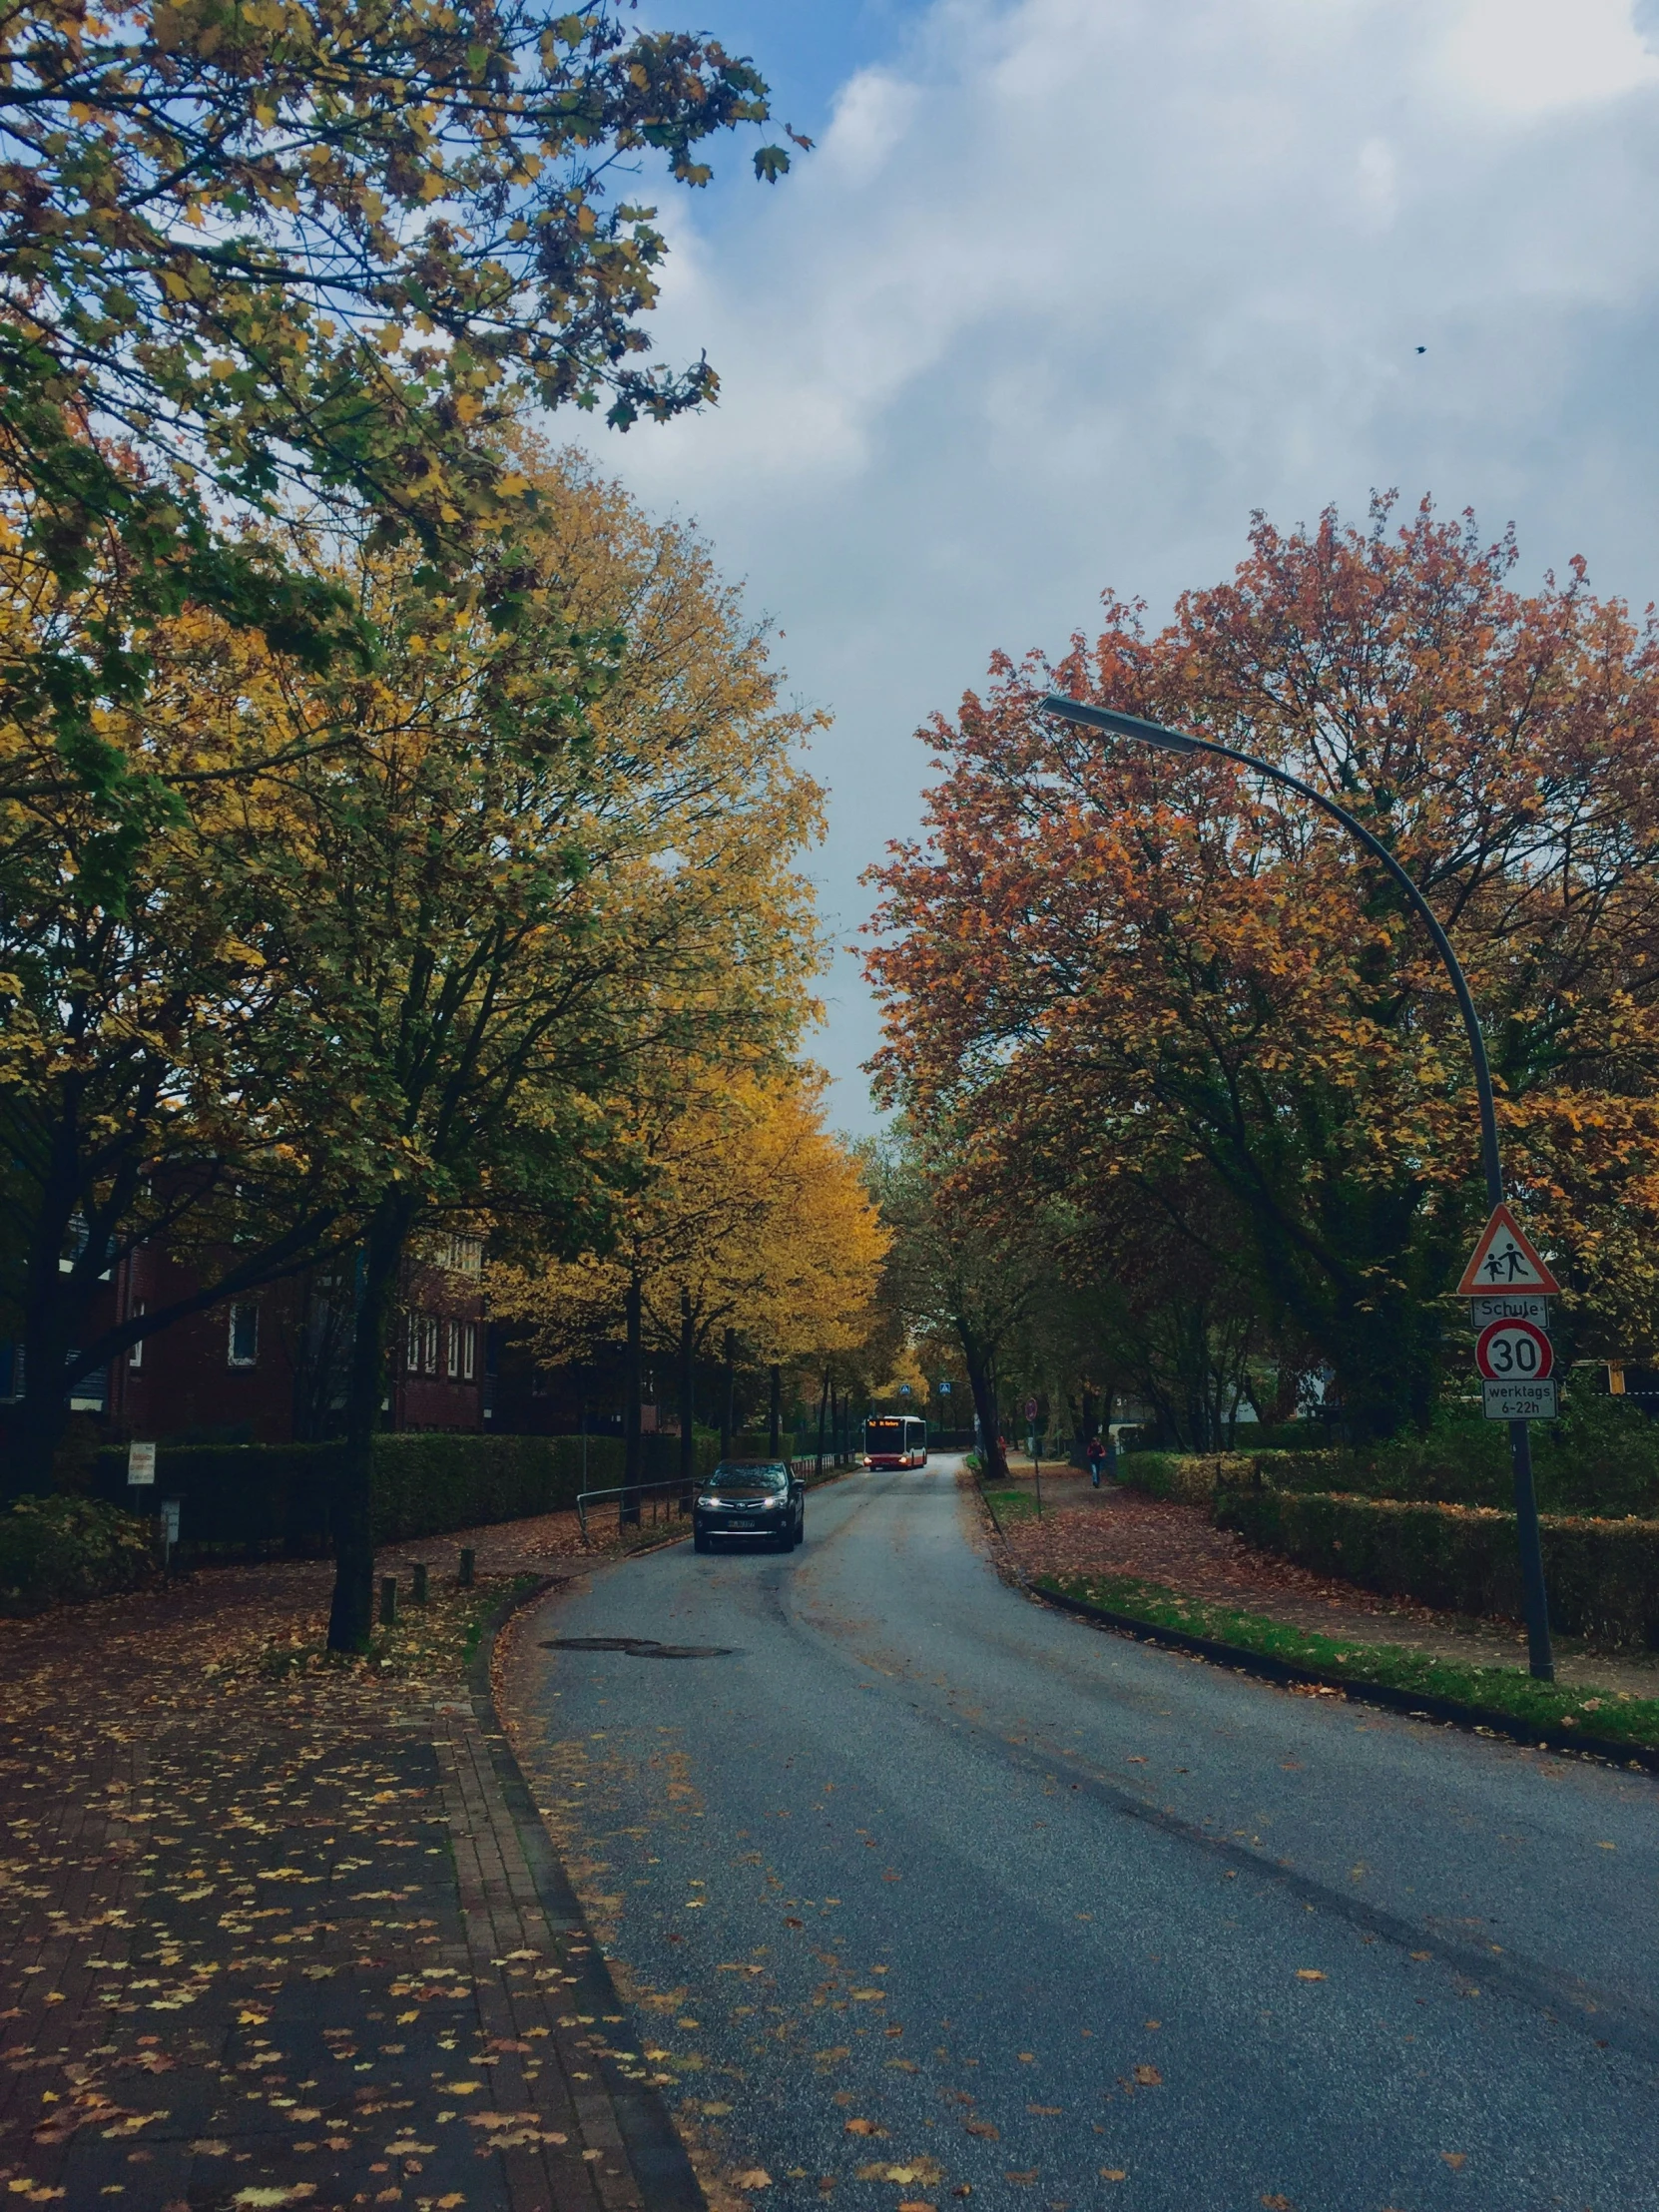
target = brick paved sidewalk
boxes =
[0,1516,702,2212]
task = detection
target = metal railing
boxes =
[575,1475,696,1543]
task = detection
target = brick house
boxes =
[2,1230,487,1448]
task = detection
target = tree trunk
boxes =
[679,1286,697,1497]
[816,1369,829,1480]
[622,1268,643,1525]
[327,1197,409,1652]
[721,1328,736,1460]
[769,1363,782,1457]
[959,1324,1007,1483]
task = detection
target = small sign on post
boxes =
[127,1440,156,1487]
[1482,1378,1557,1420]
[159,1497,181,1568]
[1455,1205,1561,1298]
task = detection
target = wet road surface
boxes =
[507,1460,1659,2212]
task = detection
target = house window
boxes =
[228,1303,259,1367]
[447,1321,461,1379]
[422,1316,439,1375]
[463,1323,477,1381]
[128,1301,146,1369]
[405,1309,419,1373]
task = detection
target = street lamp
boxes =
[1039,692,1555,1681]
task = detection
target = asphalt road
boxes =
[512,1461,1659,2212]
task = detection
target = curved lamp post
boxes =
[1038,692,1554,1681]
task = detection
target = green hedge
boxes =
[91,1429,723,1554]
[1236,1394,1659,1518]
[1216,1486,1659,1649]
[0,1496,160,1612]
[1118,1452,1231,1506]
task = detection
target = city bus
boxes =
[863,1414,928,1468]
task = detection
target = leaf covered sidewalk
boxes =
[0,1510,698,2212]
[986,1468,1659,1698]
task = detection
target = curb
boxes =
[1027,1578,1659,1774]
[467,1578,708,2212]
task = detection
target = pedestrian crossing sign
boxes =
[1455,1204,1560,1299]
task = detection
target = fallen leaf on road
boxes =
[1442,2154,1466,2171]
[1016,2052,1034,2063]
[1003,2170,1037,2186]
[1026,2105,1062,2116]
[191,2140,231,2156]
[733,2171,772,2189]
[850,1989,885,2001]
[964,2121,999,2140]
[1099,2172,1126,2184]
[1262,2196,1295,2209]
[844,2118,886,2137]
[1132,2066,1161,2087]
[1295,1970,1326,1982]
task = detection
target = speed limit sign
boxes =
[1475,1319,1554,1382]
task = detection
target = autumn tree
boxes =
[248,446,825,1645]
[494,1069,889,1483]
[0,0,801,818]
[0,541,376,1491]
[868,497,1659,1438]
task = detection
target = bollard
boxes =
[458,1546,474,1587]
[412,1561,429,1605]
[379,1575,397,1627]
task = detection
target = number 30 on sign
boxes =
[1475,1320,1553,1382]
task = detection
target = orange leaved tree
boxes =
[867,497,1659,1438]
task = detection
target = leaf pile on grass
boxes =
[0,1494,158,1612]
[1040,1571,1659,1751]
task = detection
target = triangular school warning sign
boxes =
[1455,1204,1561,1298]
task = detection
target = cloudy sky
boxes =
[573,0,1659,1130]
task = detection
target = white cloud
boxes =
[573,0,1659,1126]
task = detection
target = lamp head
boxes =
[1037,694,1202,755]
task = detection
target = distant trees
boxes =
[868,497,1659,1441]
[492,1069,889,1481]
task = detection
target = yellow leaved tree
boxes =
[491,1069,889,1488]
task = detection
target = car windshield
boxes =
[703,1463,789,1493]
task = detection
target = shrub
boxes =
[0,1496,159,1612]
[1119,1452,1230,1506]
[1233,1393,1659,1518]
[90,1430,724,1555]
[1216,1486,1659,1649]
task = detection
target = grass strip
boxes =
[1038,1570,1659,1752]
[982,1486,1043,1523]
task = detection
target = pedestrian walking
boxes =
[1086,1433,1105,1487]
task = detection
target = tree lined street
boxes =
[504,1463,1658,2212]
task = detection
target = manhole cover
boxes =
[541,1635,738,1659]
